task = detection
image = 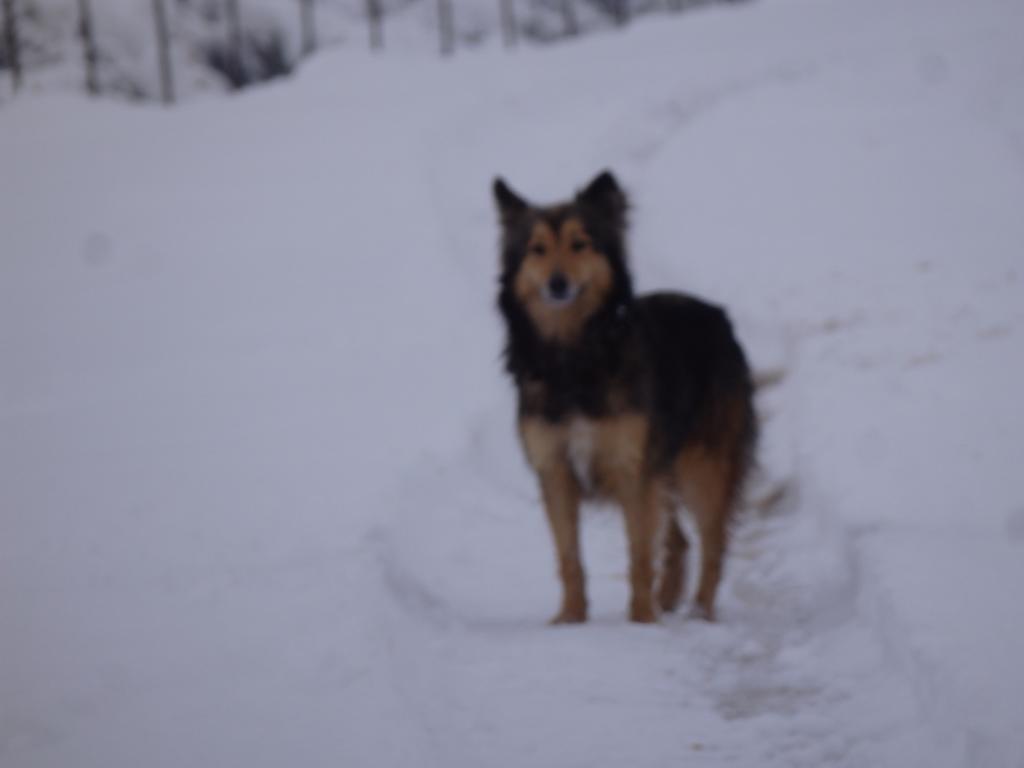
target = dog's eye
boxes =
[570,240,588,253]
[530,243,547,256]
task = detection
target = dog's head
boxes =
[493,171,632,343]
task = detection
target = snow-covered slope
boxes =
[3,0,1023,766]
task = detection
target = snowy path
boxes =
[3,0,1024,766]
[370,386,933,767]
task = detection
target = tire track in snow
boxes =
[614,60,824,172]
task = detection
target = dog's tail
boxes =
[752,367,786,392]
[740,366,790,516]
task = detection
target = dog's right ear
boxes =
[576,170,628,230]
[493,177,529,228]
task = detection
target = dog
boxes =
[493,170,756,624]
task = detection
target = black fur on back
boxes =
[635,293,757,471]
[495,173,757,474]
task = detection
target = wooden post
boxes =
[78,0,99,95]
[225,0,243,87]
[499,0,516,48]
[438,0,454,57]
[612,0,628,26]
[2,0,21,92]
[561,0,578,36]
[152,0,174,104]
[367,0,383,51]
[299,0,316,56]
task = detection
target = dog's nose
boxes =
[547,273,569,300]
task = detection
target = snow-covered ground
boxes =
[3,0,1024,765]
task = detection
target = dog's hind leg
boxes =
[677,449,738,622]
[693,502,727,621]
[657,511,689,613]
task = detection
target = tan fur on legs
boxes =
[520,418,587,623]
[676,447,739,621]
[693,509,727,621]
[658,514,689,613]
[589,414,661,623]
[540,465,586,623]
[621,487,661,623]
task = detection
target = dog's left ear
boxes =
[576,170,628,229]
[493,177,529,228]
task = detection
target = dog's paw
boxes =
[688,602,716,622]
[657,582,684,614]
[549,605,587,625]
[629,601,659,624]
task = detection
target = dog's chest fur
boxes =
[519,411,649,499]
[566,418,597,492]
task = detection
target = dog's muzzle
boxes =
[542,273,581,306]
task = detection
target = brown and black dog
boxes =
[493,171,756,624]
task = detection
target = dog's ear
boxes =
[493,177,529,228]
[576,170,628,229]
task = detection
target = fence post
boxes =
[78,0,98,95]
[152,0,174,104]
[561,0,577,36]
[499,0,516,48]
[612,0,628,26]
[2,0,21,92]
[367,0,383,50]
[438,0,454,57]
[225,0,243,87]
[299,0,316,56]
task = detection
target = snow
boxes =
[3,0,1024,765]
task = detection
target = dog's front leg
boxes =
[538,462,586,624]
[621,485,661,624]
[594,414,659,624]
